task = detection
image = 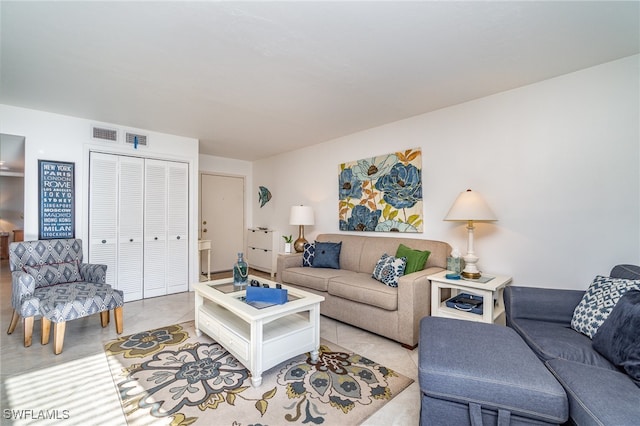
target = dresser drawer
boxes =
[198,307,221,338]
[247,246,272,269]
[219,326,249,360]
[248,229,272,248]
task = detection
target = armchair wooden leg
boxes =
[41,317,51,345]
[114,306,123,334]
[100,310,110,327]
[7,310,19,334]
[53,322,66,355]
[24,316,34,347]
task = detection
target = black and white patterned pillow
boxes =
[302,242,315,267]
[571,275,640,338]
[25,261,82,287]
[372,254,407,287]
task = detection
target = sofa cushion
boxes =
[302,242,315,267]
[312,241,342,269]
[509,318,616,370]
[280,267,356,292]
[592,290,640,385]
[25,261,82,287]
[395,243,430,274]
[546,358,640,426]
[372,254,406,287]
[571,275,640,338]
[419,317,568,424]
[328,273,398,311]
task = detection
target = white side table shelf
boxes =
[428,271,512,324]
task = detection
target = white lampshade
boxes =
[444,189,497,222]
[289,205,315,225]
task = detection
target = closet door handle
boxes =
[130,238,133,242]
[101,240,106,244]
[177,236,181,240]
[154,237,158,240]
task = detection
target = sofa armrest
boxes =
[276,253,303,280]
[79,263,107,284]
[397,266,445,346]
[504,286,584,327]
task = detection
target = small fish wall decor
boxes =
[258,186,272,207]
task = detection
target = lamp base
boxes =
[294,237,307,253]
[461,270,481,279]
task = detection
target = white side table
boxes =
[198,239,212,281]
[428,271,512,324]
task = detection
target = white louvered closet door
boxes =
[117,156,144,301]
[166,161,189,294]
[89,152,119,287]
[144,159,168,298]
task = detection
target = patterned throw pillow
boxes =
[372,254,407,287]
[25,261,82,287]
[302,242,315,267]
[571,275,640,338]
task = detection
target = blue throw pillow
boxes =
[302,242,315,267]
[311,241,342,269]
[592,290,640,386]
[372,253,407,287]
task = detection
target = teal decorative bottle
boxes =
[233,252,248,289]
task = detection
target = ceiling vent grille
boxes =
[125,132,148,148]
[91,126,118,142]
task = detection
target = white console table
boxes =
[198,239,212,281]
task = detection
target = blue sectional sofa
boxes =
[505,264,640,426]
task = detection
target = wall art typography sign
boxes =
[39,160,75,239]
[339,148,423,233]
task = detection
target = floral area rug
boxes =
[104,321,413,425]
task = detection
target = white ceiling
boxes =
[1,1,638,161]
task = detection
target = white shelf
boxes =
[200,301,312,343]
[429,270,511,324]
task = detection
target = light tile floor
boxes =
[0,261,420,425]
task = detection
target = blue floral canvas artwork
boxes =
[339,149,423,232]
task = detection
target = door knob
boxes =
[203,229,207,233]
[203,221,207,225]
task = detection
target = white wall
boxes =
[0,105,201,285]
[0,176,24,240]
[253,55,640,290]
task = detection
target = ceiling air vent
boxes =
[125,132,148,148]
[91,126,118,142]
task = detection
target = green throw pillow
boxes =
[395,244,430,274]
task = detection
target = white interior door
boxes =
[117,156,144,301]
[167,161,189,293]
[89,152,118,287]
[144,159,168,298]
[200,173,244,273]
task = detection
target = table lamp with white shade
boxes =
[289,205,315,252]
[444,189,497,279]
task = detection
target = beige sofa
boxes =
[276,233,451,348]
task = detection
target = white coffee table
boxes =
[194,275,324,386]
